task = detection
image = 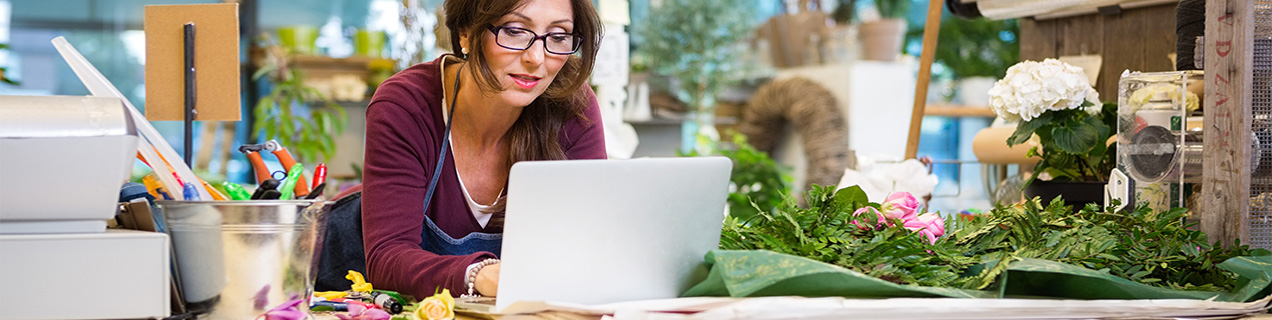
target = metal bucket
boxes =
[157,200,332,319]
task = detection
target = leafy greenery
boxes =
[1010,102,1117,182]
[935,18,1019,79]
[252,44,348,163]
[875,0,911,19]
[952,198,1268,292]
[722,185,1269,292]
[684,134,793,221]
[635,0,756,115]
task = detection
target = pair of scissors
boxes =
[239,140,310,198]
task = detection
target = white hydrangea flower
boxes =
[988,59,1099,122]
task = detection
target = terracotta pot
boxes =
[858,18,907,61]
[1023,180,1106,209]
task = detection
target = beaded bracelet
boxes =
[465,258,500,297]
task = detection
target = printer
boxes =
[0,95,170,320]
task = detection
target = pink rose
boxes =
[880,192,920,223]
[851,207,885,230]
[903,213,946,244]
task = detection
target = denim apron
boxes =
[419,215,502,257]
[417,61,502,257]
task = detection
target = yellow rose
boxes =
[413,289,454,320]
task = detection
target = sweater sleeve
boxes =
[562,85,608,160]
[361,101,494,299]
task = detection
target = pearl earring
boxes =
[461,47,469,55]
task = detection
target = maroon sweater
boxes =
[361,56,607,298]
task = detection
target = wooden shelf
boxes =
[925,105,997,117]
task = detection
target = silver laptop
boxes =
[465,156,732,313]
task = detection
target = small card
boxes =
[1058,54,1102,85]
[144,3,241,121]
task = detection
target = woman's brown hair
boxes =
[443,0,603,230]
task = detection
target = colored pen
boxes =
[182,182,201,201]
[312,163,327,193]
[220,182,252,201]
[311,300,348,311]
[331,298,378,311]
[278,163,304,200]
[201,179,228,201]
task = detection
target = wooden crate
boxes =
[1018,4,1178,99]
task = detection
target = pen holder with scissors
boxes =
[157,200,332,319]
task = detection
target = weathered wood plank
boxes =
[1100,8,1146,99]
[1019,17,1055,61]
[1141,4,1179,73]
[1057,13,1104,58]
[1202,0,1253,247]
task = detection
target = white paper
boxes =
[1059,54,1103,86]
[599,0,630,25]
[482,295,1272,320]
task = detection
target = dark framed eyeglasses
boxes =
[487,25,582,55]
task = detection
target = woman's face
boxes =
[474,0,574,108]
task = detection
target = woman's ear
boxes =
[457,29,470,56]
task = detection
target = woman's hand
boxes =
[475,262,500,296]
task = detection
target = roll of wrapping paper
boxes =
[972,126,1040,165]
[977,0,1122,20]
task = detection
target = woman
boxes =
[360,0,605,299]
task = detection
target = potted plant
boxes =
[635,0,757,152]
[859,0,910,61]
[988,59,1115,207]
[832,0,857,25]
[934,17,1019,106]
[252,39,348,164]
[825,0,858,63]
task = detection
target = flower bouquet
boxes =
[695,185,1271,301]
[987,59,1116,183]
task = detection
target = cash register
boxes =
[0,95,170,320]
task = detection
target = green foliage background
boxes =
[935,18,1019,79]
[635,0,756,112]
[253,61,347,164]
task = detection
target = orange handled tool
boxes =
[264,140,310,198]
[239,144,272,184]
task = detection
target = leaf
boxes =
[832,185,869,210]
[1050,116,1101,154]
[1008,113,1052,146]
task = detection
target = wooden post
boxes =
[906,0,944,160]
[1202,0,1253,247]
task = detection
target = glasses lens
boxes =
[544,33,580,54]
[497,27,534,49]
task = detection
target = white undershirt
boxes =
[440,56,495,228]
